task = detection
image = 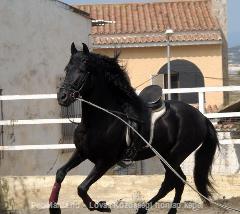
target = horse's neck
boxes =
[81,91,120,127]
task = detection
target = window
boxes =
[164,73,179,101]
[158,59,205,104]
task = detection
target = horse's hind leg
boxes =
[49,149,85,213]
[136,161,186,214]
[77,160,114,212]
[137,167,176,214]
[168,167,186,214]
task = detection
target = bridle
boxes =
[60,72,90,99]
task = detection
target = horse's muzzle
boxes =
[57,88,72,106]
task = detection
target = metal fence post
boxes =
[198,91,205,113]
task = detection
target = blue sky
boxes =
[228,0,240,47]
[62,0,240,47]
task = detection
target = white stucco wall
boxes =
[0,0,93,175]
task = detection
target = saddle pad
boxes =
[126,104,166,147]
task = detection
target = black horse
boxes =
[49,43,219,214]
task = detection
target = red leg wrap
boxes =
[49,182,61,204]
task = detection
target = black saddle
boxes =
[139,85,163,110]
[119,85,164,163]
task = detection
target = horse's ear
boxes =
[71,42,78,55]
[114,49,121,61]
[82,43,89,54]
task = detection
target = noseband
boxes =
[60,72,90,99]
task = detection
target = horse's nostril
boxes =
[61,93,66,99]
[61,93,67,101]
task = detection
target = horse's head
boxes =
[57,42,91,106]
[58,42,138,109]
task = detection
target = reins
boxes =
[66,106,142,125]
[73,97,240,212]
[66,106,141,125]
[134,72,162,89]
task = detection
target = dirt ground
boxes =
[1,176,240,214]
[5,197,240,214]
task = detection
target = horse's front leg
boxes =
[49,149,86,213]
[78,161,114,212]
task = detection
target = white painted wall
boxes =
[0,0,93,175]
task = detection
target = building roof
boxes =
[75,0,222,48]
[56,0,90,19]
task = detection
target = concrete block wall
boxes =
[0,0,93,176]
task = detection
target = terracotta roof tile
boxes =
[76,0,222,46]
[92,32,222,46]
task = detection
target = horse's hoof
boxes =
[96,201,111,212]
[136,207,147,214]
[49,203,61,214]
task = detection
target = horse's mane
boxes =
[88,52,142,107]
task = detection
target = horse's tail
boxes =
[194,118,219,205]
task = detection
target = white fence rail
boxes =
[1,86,240,114]
[0,118,81,126]
[162,86,240,113]
[0,86,240,151]
[1,138,240,151]
[0,94,57,101]
[0,144,75,151]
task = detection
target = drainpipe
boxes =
[165,29,174,100]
